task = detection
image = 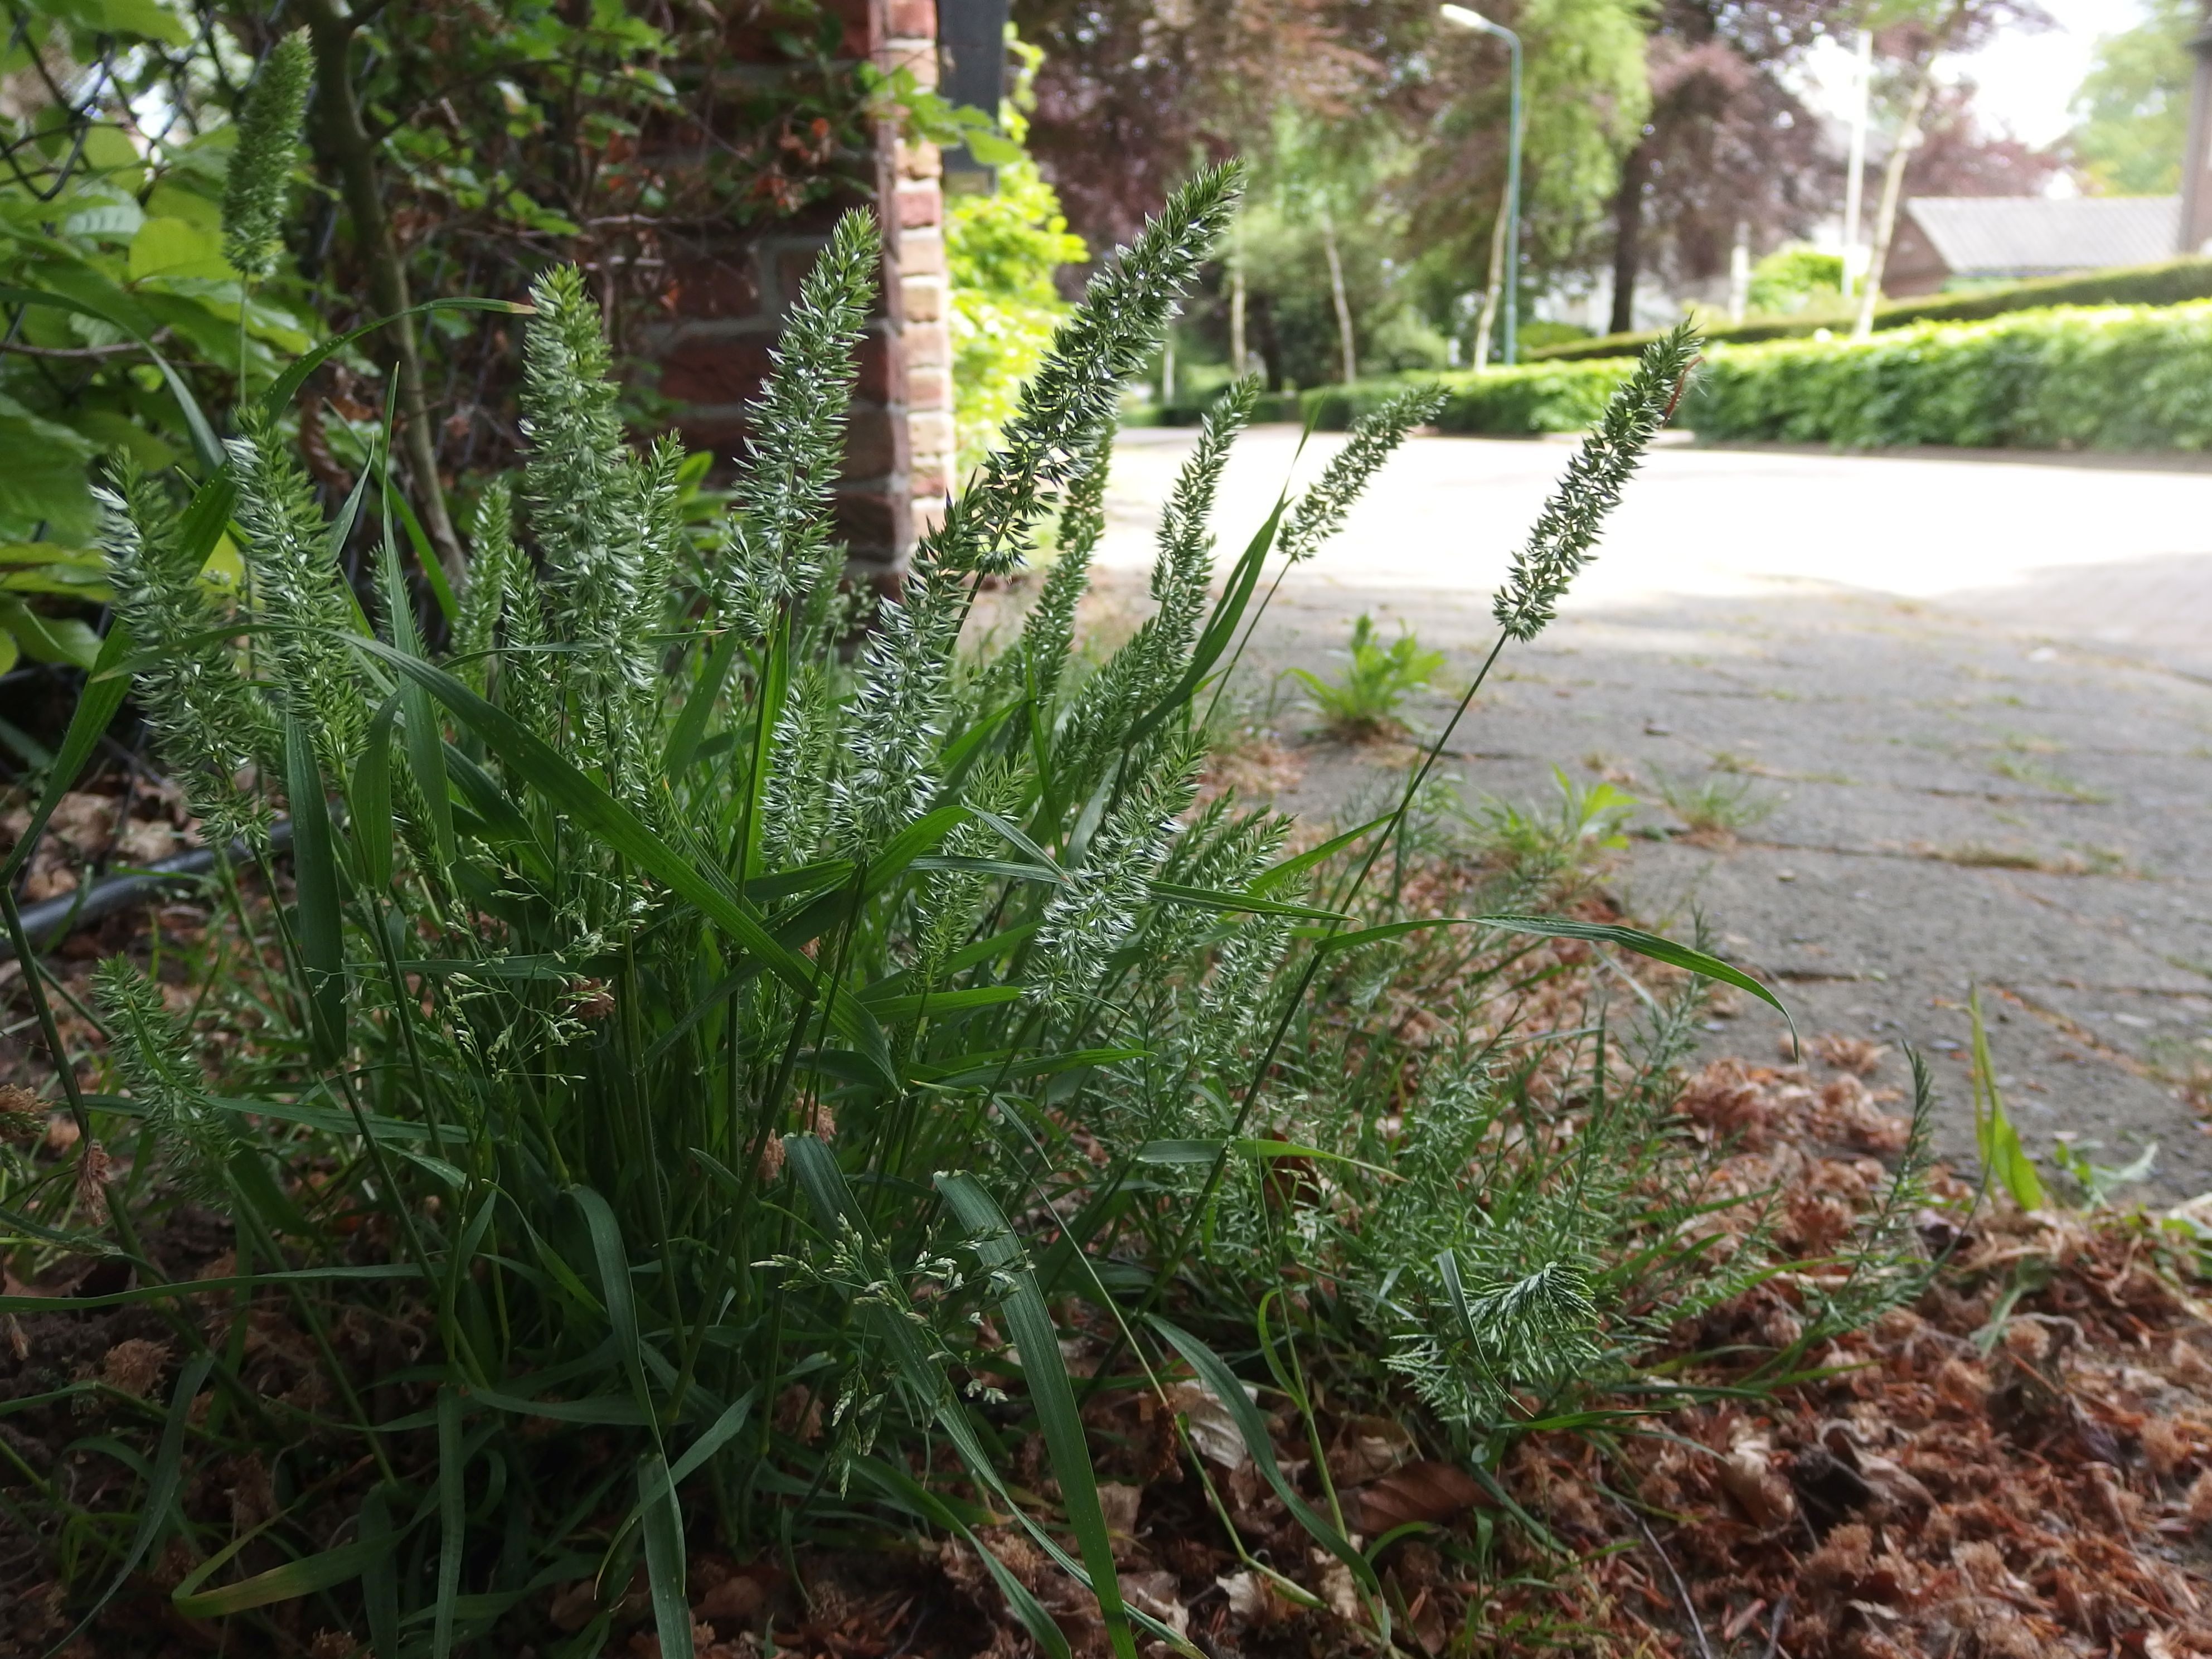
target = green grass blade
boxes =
[663,626,741,779]
[434,1386,464,1659]
[1147,1316,1382,1601]
[361,1485,402,1659]
[853,1459,1074,1659]
[935,1172,1136,1659]
[1148,880,1348,921]
[571,1185,657,1428]
[1476,914,1796,1056]
[350,639,824,1004]
[51,1352,213,1653]
[350,697,399,891]
[172,1536,394,1618]
[1970,986,2044,1209]
[637,1453,696,1659]
[283,715,346,1060]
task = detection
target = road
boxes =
[1094,426,2212,1199]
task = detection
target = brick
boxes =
[655,336,778,406]
[835,484,911,560]
[895,180,942,229]
[901,274,946,323]
[889,0,936,38]
[897,137,941,180]
[905,363,951,412]
[909,496,948,540]
[908,409,955,459]
[902,321,951,370]
[884,39,937,88]
[909,457,952,500]
[853,327,905,403]
[896,227,945,276]
[842,405,911,480]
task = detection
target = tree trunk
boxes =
[1320,203,1357,384]
[1229,257,1247,379]
[1853,7,1956,341]
[1609,142,1648,336]
[1253,292,1283,391]
[297,0,465,586]
[1471,170,1512,372]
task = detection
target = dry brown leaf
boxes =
[99,1338,169,1398]
[1353,1460,1487,1534]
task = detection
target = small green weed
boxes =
[1466,767,1638,890]
[1652,766,1779,837]
[1991,754,2111,803]
[1288,613,1444,741]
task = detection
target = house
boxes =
[1884,196,2181,295]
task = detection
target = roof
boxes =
[1901,195,2179,279]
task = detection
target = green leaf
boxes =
[435,1386,464,1659]
[283,716,346,1060]
[1148,880,1348,921]
[1474,914,1797,1055]
[935,1172,1137,1659]
[54,1352,214,1651]
[128,215,234,282]
[638,1454,696,1659]
[0,596,98,668]
[1969,986,2044,1210]
[0,285,222,470]
[855,984,1022,1023]
[350,698,398,891]
[173,1536,395,1618]
[1148,1318,1384,1604]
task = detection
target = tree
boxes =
[1604,1,1850,337]
[1852,0,2051,338]
[2065,0,2197,195]
[1907,79,2062,197]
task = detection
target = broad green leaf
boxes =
[128,216,233,283]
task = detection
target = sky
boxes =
[1801,0,2135,152]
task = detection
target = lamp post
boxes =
[1440,4,1522,366]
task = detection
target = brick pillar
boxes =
[888,2,954,540]
[641,0,947,579]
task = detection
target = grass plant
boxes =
[0,166,1933,1656]
[1286,613,1444,741]
[1652,765,1781,838]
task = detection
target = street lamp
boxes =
[1439,3,1522,366]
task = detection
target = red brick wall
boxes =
[641,0,951,577]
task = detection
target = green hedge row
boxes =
[1529,255,2212,363]
[1293,301,2212,452]
[1689,301,2212,450]
[1299,359,1635,435]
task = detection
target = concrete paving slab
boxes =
[1093,426,2212,1199]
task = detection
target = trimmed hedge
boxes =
[1687,301,2212,451]
[1530,255,2212,363]
[1300,359,1637,435]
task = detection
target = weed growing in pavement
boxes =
[1991,753,2112,803]
[0,159,1936,1656]
[1286,613,1445,741]
[1652,764,1781,838]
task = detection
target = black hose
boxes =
[0,818,293,961]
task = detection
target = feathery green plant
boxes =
[221,31,313,285]
[0,174,1929,1653]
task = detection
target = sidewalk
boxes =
[1099,427,2212,1197]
